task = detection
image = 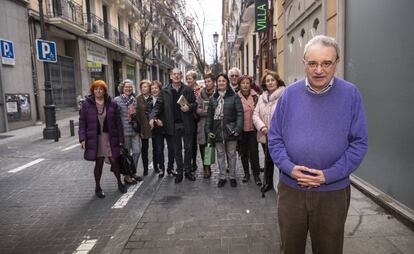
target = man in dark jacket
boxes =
[150,68,197,183]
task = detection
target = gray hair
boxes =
[185,70,198,80]
[228,67,241,77]
[303,35,340,60]
[118,79,135,94]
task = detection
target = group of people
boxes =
[78,35,368,254]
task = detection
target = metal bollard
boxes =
[69,120,75,136]
[54,124,59,142]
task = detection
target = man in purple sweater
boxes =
[268,35,368,254]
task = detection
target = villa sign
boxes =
[255,0,268,32]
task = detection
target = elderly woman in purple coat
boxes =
[79,80,127,198]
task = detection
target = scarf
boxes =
[214,90,226,120]
[121,94,136,122]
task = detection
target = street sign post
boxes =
[0,39,15,65]
[36,39,57,62]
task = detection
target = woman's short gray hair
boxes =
[118,79,135,94]
[303,35,340,60]
[185,70,198,80]
[228,67,241,77]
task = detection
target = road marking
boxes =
[111,181,143,209]
[73,239,97,254]
[8,158,45,173]
[61,144,80,151]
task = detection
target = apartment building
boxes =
[0,0,197,131]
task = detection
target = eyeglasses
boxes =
[230,74,239,78]
[304,60,337,69]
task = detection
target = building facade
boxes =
[0,0,193,131]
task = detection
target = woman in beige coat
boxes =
[253,70,285,193]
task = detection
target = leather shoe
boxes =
[254,175,262,186]
[95,188,105,198]
[261,184,273,193]
[132,175,143,182]
[230,179,237,187]
[175,174,183,184]
[242,174,250,183]
[217,179,227,188]
[118,182,127,193]
[185,173,196,181]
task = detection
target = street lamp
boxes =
[38,0,60,140]
[213,32,219,74]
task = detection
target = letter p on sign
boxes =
[36,39,57,62]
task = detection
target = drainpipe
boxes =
[0,64,8,132]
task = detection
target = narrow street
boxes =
[0,118,413,254]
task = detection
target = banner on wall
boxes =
[255,0,268,32]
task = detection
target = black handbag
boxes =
[119,147,136,175]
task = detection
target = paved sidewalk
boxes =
[122,167,414,254]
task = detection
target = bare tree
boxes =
[157,0,208,74]
[137,1,175,79]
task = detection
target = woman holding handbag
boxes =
[206,73,244,188]
[114,79,142,184]
[79,80,127,198]
[253,70,285,194]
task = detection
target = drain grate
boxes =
[0,135,13,139]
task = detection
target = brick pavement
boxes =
[122,168,279,254]
[122,166,414,254]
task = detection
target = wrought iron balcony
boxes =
[84,13,127,48]
[47,0,84,27]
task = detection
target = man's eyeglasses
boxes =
[304,60,337,69]
[230,74,239,78]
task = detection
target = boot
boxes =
[242,174,250,183]
[203,165,209,178]
[206,165,212,178]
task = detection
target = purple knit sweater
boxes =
[268,77,368,191]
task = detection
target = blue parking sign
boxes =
[0,39,15,65]
[36,39,57,62]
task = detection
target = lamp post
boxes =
[213,32,219,75]
[38,0,60,140]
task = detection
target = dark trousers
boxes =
[199,144,206,164]
[240,131,260,177]
[278,182,351,254]
[141,138,149,172]
[192,125,198,167]
[152,133,165,171]
[262,143,275,187]
[173,123,193,175]
[164,134,175,171]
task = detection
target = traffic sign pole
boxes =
[38,0,60,140]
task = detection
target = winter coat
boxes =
[136,94,152,139]
[114,95,138,137]
[238,89,259,132]
[205,85,244,143]
[78,95,124,161]
[150,83,197,136]
[253,87,285,144]
[196,88,215,145]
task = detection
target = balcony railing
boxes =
[84,13,143,56]
[85,13,126,47]
[47,0,84,27]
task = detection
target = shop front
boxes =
[86,40,108,83]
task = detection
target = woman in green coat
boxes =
[206,73,244,188]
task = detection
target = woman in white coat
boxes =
[253,70,285,193]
